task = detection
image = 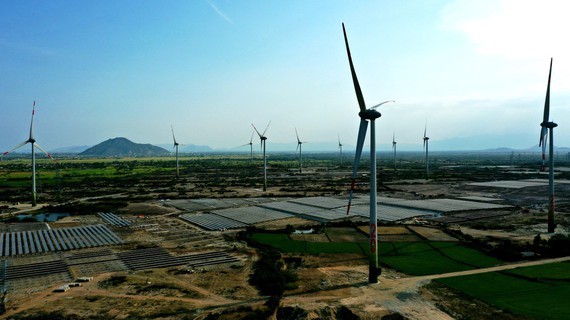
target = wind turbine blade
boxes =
[262,121,271,137]
[539,58,553,147]
[342,23,367,113]
[34,143,55,161]
[250,131,254,144]
[29,101,36,140]
[347,119,368,214]
[295,127,300,143]
[171,125,177,145]
[1,140,29,156]
[543,58,552,123]
[393,131,395,144]
[251,123,263,138]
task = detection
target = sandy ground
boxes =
[4,255,569,320]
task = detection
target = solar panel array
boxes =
[212,206,293,224]
[0,225,123,257]
[179,213,247,231]
[288,196,348,209]
[458,196,503,202]
[468,180,548,189]
[98,212,131,227]
[117,247,239,271]
[340,204,435,222]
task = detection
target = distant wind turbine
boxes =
[343,23,394,284]
[392,131,397,170]
[423,123,430,179]
[295,128,306,173]
[241,131,254,162]
[171,125,180,179]
[1,101,55,206]
[338,135,343,166]
[539,58,557,233]
[252,122,270,191]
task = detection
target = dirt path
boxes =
[283,256,570,319]
[4,257,569,319]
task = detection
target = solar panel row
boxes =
[117,247,238,271]
[1,259,70,283]
[179,213,247,231]
[0,225,123,257]
[97,212,131,227]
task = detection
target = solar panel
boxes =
[179,213,247,231]
[211,206,293,225]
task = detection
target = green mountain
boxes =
[79,137,170,157]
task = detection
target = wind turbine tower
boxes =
[338,136,343,166]
[343,23,394,284]
[392,131,397,170]
[423,124,430,179]
[539,58,557,233]
[295,128,306,173]
[1,101,55,206]
[252,122,270,191]
[171,125,180,179]
[242,131,254,162]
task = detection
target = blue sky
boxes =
[1,0,569,152]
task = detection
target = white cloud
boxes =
[442,0,570,60]
[207,0,234,25]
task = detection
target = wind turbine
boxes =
[252,122,270,191]
[423,123,429,179]
[338,135,343,166]
[1,101,55,206]
[343,23,394,284]
[295,128,306,173]
[392,131,397,170]
[241,131,254,162]
[171,125,180,179]
[539,58,557,233]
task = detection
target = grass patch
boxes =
[437,268,570,320]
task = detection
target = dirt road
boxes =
[282,256,570,319]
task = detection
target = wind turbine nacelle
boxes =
[541,121,558,129]
[359,109,381,120]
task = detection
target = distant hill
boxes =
[79,137,169,157]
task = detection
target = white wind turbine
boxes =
[539,58,557,233]
[241,131,254,162]
[1,101,55,206]
[423,123,429,179]
[295,128,306,173]
[171,125,180,179]
[392,131,397,170]
[338,135,343,166]
[343,23,394,284]
[252,122,270,191]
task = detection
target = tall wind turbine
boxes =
[423,123,430,179]
[539,58,557,233]
[241,131,254,162]
[343,23,394,284]
[252,122,270,191]
[1,101,55,206]
[392,131,397,170]
[295,128,306,173]
[338,135,343,166]
[171,125,180,179]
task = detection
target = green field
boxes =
[249,231,570,318]
[437,262,570,320]
[248,232,502,276]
